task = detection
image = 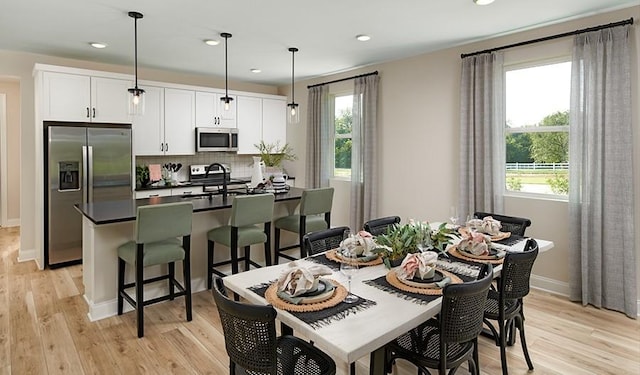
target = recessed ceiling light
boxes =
[204,39,220,46]
[356,34,371,42]
[474,0,495,5]
[250,68,261,73]
[90,42,108,49]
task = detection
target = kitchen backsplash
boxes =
[136,153,257,182]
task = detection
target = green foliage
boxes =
[373,222,454,268]
[547,173,569,195]
[506,133,533,163]
[136,165,149,188]
[507,177,522,191]
[530,110,569,163]
[335,108,352,170]
[254,140,297,167]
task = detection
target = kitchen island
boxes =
[75,187,304,321]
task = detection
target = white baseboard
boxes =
[3,218,20,227]
[530,274,570,296]
[17,247,37,263]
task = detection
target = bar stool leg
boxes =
[274,228,281,264]
[117,258,125,315]
[207,240,214,289]
[183,236,192,322]
[135,244,145,338]
[168,262,175,300]
[244,246,250,271]
[231,227,239,274]
[264,222,272,266]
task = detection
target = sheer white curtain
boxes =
[306,85,332,188]
[568,25,636,318]
[459,52,505,221]
[350,75,379,231]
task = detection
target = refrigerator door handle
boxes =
[82,145,88,203]
[87,146,94,203]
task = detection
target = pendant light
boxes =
[287,47,300,124]
[220,32,233,111]
[127,11,145,115]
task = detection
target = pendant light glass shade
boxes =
[287,47,299,124]
[127,11,145,115]
[220,32,233,112]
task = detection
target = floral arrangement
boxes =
[254,140,297,167]
[340,230,378,256]
[396,251,439,280]
[372,219,456,269]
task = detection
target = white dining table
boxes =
[222,237,554,375]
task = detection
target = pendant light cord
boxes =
[134,16,138,89]
[291,49,295,103]
[220,32,232,102]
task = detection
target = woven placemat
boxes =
[325,249,383,267]
[448,246,505,265]
[265,279,348,313]
[385,268,462,296]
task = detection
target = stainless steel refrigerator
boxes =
[45,121,132,267]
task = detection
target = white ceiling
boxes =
[0,0,636,86]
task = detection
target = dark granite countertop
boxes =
[135,177,252,192]
[75,187,304,225]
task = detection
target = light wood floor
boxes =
[1,226,638,375]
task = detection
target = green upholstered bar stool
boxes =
[117,201,193,338]
[206,193,275,289]
[274,187,334,264]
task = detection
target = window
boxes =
[504,60,571,197]
[333,94,353,178]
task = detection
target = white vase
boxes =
[250,156,265,187]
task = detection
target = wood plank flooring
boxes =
[1,226,638,374]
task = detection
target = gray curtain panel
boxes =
[459,52,504,221]
[568,25,636,318]
[305,85,332,188]
[350,75,379,231]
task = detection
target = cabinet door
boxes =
[236,96,262,154]
[195,91,216,127]
[195,91,237,128]
[42,72,91,121]
[164,88,195,155]
[132,85,164,156]
[216,93,237,128]
[262,98,287,146]
[90,77,132,123]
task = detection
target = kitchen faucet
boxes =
[205,163,227,200]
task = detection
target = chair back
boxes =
[300,187,334,216]
[230,193,275,227]
[363,216,401,236]
[135,202,193,244]
[439,264,493,344]
[499,239,539,300]
[212,277,279,374]
[303,226,349,256]
[473,211,532,236]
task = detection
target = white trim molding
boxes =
[0,94,7,228]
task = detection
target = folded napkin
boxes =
[396,251,439,280]
[467,216,502,235]
[340,230,377,256]
[277,263,333,298]
[458,230,491,256]
[277,280,335,305]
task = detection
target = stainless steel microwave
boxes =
[196,127,238,152]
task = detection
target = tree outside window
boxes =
[334,95,353,177]
[505,60,570,196]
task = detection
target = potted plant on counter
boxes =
[254,140,296,176]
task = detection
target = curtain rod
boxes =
[307,71,378,89]
[461,17,634,59]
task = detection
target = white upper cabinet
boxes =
[236,95,287,154]
[236,96,262,154]
[164,88,196,155]
[195,91,237,128]
[42,71,131,123]
[261,98,287,146]
[132,85,164,156]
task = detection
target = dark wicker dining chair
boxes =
[212,277,336,375]
[473,212,531,236]
[363,216,401,236]
[385,264,494,375]
[483,239,539,375]
[303,226,350,256]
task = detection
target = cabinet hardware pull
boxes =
[160,143,164,151]
[86,107,90,118]
[92,108,96,118]
[165,143,168,152]
[149,194,159,197]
